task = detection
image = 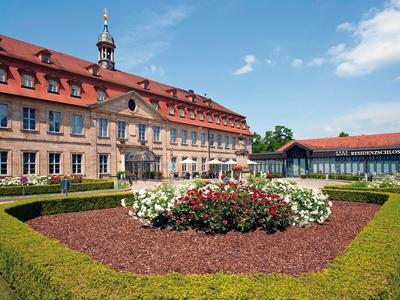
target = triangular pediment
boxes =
[90,90,166,121]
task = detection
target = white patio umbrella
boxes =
[179,158,197,164]
[247,159,258,175]
[224,159,237,179]
[206,159,223,179]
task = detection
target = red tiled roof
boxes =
[278,132,400,151]
[0,34,252,136]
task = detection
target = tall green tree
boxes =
[252,125,293,153]
[338,131,349,137]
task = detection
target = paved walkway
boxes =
[291,178,349,189]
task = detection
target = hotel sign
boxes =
[335,149,400,157]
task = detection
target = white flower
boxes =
[121,198,126,208]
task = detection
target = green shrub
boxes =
[0,191,399,299]
[322,188,389,204]
[324,185,400,194]
[0,180,114,197]
[300,173,367,181]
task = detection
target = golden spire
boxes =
[103,8,108,26]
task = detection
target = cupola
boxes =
[97,9,116,70]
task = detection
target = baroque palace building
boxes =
[0,12,252,179]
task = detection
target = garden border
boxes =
[0,190,399,299]
[0,180,114,197]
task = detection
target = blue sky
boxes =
[2,0,400,138]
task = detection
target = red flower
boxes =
[258,219,264,224]
[222,220,228,226]
[203,213,209,219]
[270,208,277,216]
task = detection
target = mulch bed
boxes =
[27,201,380,275]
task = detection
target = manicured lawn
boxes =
[0,276,19,300]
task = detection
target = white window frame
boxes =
[48,152,61,175]
[179,107,185,118]
[47,78,59,93]
[98,118,108,137]
[0,68,6,83]
[72,153,83,175]
[23,152,36,175]
[168,104,175,115]
[117,120,127,139]
[0,151,8,175]
[191,131,197,145]
[22,74,34,88]
[138,124,146,141]
[48,111,61,133]
[99,154,109,175]
[97,89,106,102]
[181,129,187,145]
[70,83,81,97]
[170,128,177,144]
[153,126,160,142]
[22,107,36,131]
[71,114,83,135]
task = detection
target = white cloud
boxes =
[336,22,355,32]
[291,58,303,68]
[325,101,400,134]
[265,58,274,65]
[329,0,400,76]
[118,5,192,71]
[233,54,257,75]
[307,57,325,66]
[144,64,165,76]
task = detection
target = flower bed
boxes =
[0,190,399,298]
[125,179,332,233]
[0,175,86,186]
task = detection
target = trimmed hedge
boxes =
[300,173,367,181]
[324,184,400,194]
[322,188,389,204]
[0,180,114,197]
[0,190,399,299]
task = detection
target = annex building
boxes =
[250,132,400,177]
[0,12,252,179]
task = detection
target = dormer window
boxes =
[186,94,196,103]
[41,54,51,64]
[223,117,227,126]
[70,82,81,98]
[237,120,241,128]
[168,104,175,115]
[198,112,204,121]
[242,121,247,129]
[97,88,106,102]
[166,88,178,98]
[230,119,234,127]
[37,50,51,64]
[0,67,6,83]
[139,80,150,90]
[204,99,212,107]
[179,107,185,118]
[189,110,195,120]
[47,78,59,93]
[151,100,159,110]
[86,64,100,76]
[22,73,34,89]
[215,115,220,124]
[207,113,213,123]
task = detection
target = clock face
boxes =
[128,99,136,112]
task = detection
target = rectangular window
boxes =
[23,107,36,130]
[48,153,60,174]
[181,129,187,144]
[71,114,83,135]
[117,121,126,139]
[179,108,185,118]
[138,124,146,141]
[171,157,177,172]
[170,128,177,144]
[189,110,195,120]
[168,104,175,115]
[0,151,7,175]
[22,74,34,88]
[48,111,61,133]
[230,119,234,127]
[23,152,36,174]
[98,118,108,137]
[72,153,83,174]
[192,157,197,172]
[191,131,197,145]
[182,157,187,172]
[207,114,213,123]
[225,135,230,149]
[232,137,236,149]
[199,112,204,121]
[217,134,222,147]
[201,132,206,146]
[41,54,51,64]
[47,79,59,93]
[97,89,106,102]
[209,133,215,146]
[99,154,108,174]
[0,68,6,83]
[0,104,8,128]
[223,118,227,126]
[155,156,161,172]
[215,116,220,124]
[153,126,160,142]
[201,158,206,172]
[70,83,80,97]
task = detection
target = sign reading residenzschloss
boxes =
[335,149,400,157]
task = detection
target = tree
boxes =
[252,125,294,153]
[338,131,349,137]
